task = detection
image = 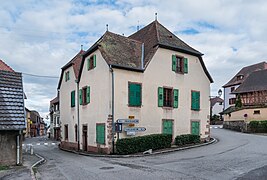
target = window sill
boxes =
[128,105,142,108]
[191,109,200,111]
[162,107,173,110]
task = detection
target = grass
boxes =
[0,165,9,171]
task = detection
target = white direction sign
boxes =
[117,119,139,124]
[124,127,146,132]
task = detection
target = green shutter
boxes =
[129,83,141,106]
[96,124,105,144]
[158,87,163,107]
[71,91,75,107]
[163,120,173,135]
[87,58,90,70]
[129,83,135,106]
[65,72,67,82]
[86,86,90,104]
[93,55,96,68]
[191,91,200,110]
[173,89,179,108]
[135,84,141,106]
[184,58,188,74]
[79,89,83,105]
[172,55,176,72]
[191,122,200,135]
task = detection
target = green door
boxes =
[163,120,173,135]
[191,121,200,135]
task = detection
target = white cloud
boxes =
[1,0,267,117]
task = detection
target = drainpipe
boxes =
[76,80,80,151]
[16,130,21,165]
[141,43,144,70]
[109,65,115,154]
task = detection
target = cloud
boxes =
[1,0,267,118]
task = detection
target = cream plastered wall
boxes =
[224,85,239,109]
[59,66,78,142]
[224,108,267,122]
[79,49,111,149]
[114,48,210,139]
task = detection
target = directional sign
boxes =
[117,119,139,124]
[124,127,146,132]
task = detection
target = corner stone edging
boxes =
[30,153,45,180]
[59,137,217,158]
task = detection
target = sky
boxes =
[1,0,267,121]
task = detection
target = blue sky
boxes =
[1,0,267,121]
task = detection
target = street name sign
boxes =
[117,119,139,124]
[124,127,146,132]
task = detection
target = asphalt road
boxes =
[29,126,267,180]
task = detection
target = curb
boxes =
[30,154,45,180]
[60,138,217,158]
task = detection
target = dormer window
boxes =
[65,71,70,82]
[237,75,244,81]
[172,55,188,74]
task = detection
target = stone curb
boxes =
[30,153,45,180]
[60,138,217,158]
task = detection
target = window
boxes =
[237,75,244,81]
[87,55,96,70]
[229,98,236,105]
[96,124,105,144]
[71,90,75,107]
[79,86,90,105]
[172,55,188,74]
[158,87,179,108]
[65,71,70,81]
[162,120,173,135]
[75,124,78,142]
[64,124,68,140]
[219,102,223,105]
[191,91,200,111]
[128,82,142,106]
[231,87,235,92]
[254,110,260,114]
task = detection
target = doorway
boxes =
[82,125,88,151]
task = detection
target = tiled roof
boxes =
[0,60,15,72]
[0,70,25,130]
[233,69,267,93]
[50,96,59,104]
[223,61,267,88]
[210,97,224,107]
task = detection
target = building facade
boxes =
[59,21,213,154]
[49,96,60,140]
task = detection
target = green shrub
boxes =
[116,134,172,155]
[249,121,267,133]
[174,134,200,146]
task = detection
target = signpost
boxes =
[117,119,139,124]
[124,127,146,132]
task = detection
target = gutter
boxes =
[141,43,144,70]
[16,132,20,165]
[109,65,115,154]
[75,80,80,151]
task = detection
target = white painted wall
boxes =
[212,102,223,115]
[59,66,78,142]
[224,85,239,109]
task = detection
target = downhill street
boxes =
[23,126,267,179]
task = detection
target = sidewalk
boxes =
[0,152,40,180]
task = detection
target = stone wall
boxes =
[223,121,248,132]
[0,131,22,165]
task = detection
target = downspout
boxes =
[141,43,144,70]
[109,65,115,154]
[76,80,80,151]
[16,132,20,165]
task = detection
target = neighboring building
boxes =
[49,96,60,140]
[210,97,224,116]
[30,110,43,137]
[59,20,213,154]
[222,69,267,131]
[24,108,31,138]
[222,62,267,109]
[0,60,25,165]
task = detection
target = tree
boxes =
[235,95,242,108]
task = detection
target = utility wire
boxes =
[22,72,59,79]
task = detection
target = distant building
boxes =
[24,108,31,138]
[223,62,267,109]
[30,110,43,137]
[49,96,60,140]
[58,20,213,154]
[210,97,224,116]
[0,59,25,165]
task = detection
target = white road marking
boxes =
[52,143,56,145]
[44,143,48,145]
[37,143,41,145]
[22,144,24,146]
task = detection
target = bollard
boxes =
[30,145,34,155]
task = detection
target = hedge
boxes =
[116,134,172,155]
[249,120,267,133]
[174,134,200,146]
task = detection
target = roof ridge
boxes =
[107,31,143,44]
[0,59,15,72]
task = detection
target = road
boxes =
[26,126,267,180]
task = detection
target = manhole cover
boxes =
[99,167,114,170]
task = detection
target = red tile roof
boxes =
[0,60,15,72]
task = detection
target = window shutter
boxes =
[158,87,163,107]
[86,86,90,104]
[79,89,83,105]
[191,91,200,110]
[87,58,90,70]
[184,58,188,74]
[129,83,135,106]
[196,91,200,110]
[93,55,96,68]
[172,55,176,72]
[71,91,75,107]
[173,89,179,108]
[65,72,67,82]
[191,92,196,110]
[135,84,141,106]
[96,124,105,144]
